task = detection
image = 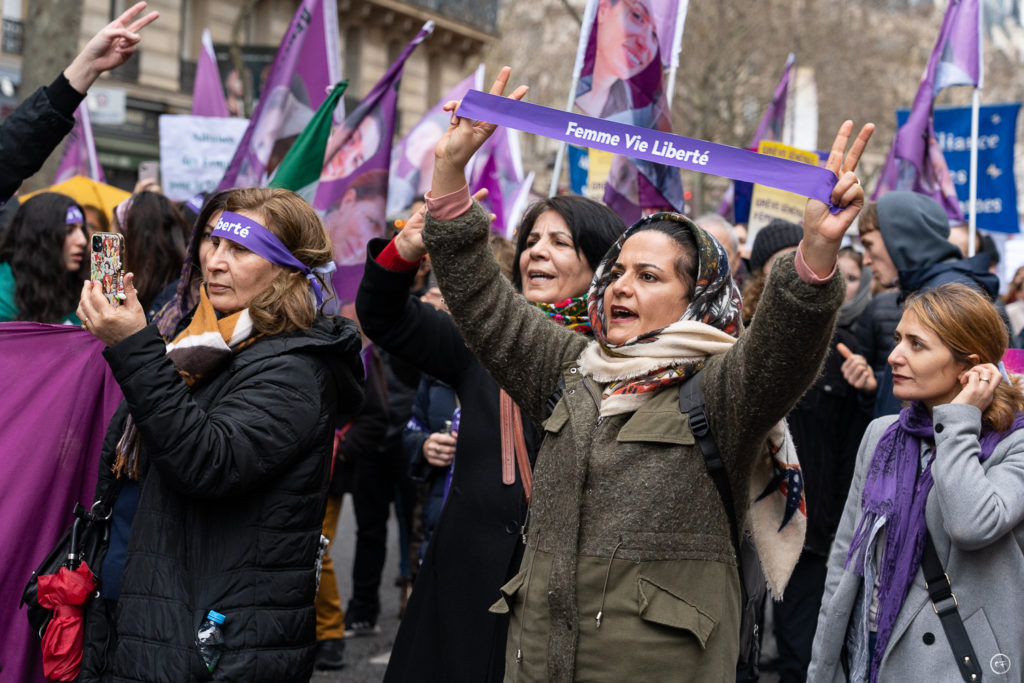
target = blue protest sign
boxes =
[568,145,588,196]
[897,103,1020,233]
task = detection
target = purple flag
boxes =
[315,22,433,301]
[717,53,794,218]
[572,0,686,222]
[873,0,983,221]
[0,323,124,683]
[216,0,341,190]
[191,29,231,118]
[54,103,104,184]
[387,67,483,216]
[468,126,531,236]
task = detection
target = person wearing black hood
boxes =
[841,191,999,417]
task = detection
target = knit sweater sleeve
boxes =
[422,201,588,423]
[704,252,845,472]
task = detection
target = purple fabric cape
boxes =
[0,323,123,683]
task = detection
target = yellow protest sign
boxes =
[747,141,819,243]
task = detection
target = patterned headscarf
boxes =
[579,213,743,415]
[588,212,742,344]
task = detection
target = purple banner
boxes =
[216,0,341,190]
[0,323,124,683]
[459,90,839,207]
[315,22,433,301]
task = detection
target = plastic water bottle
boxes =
[196,610,226,672]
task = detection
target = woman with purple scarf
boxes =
[810,283,1024,683]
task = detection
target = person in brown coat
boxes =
[404,68,873,681]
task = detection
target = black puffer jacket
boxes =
[0,74,82,202]
[81,316,363,682]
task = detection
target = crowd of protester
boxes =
[5,8,1024,683]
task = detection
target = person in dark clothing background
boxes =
[842,191,999,417]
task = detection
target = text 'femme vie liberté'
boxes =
[564,121,710,166]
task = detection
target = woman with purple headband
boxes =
[74,187,365,681]
[0,192,87,324]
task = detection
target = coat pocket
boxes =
[489,569,527,615]
[637,574,717,649]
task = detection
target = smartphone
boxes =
[138,160,160,186]
[90,232,125,306]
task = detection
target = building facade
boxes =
[1,0,497,190]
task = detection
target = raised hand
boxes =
[837,342,878,394]
[802,121,875,278]
[394,188,491,262]
[432,67,528,197]
[65,2,160,93]
[78,273,147,346]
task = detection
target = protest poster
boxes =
[158,115,249,201]
[747,141,819,240]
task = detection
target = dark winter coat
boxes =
[422,202,844,681]
[0,74,82,203]
[80,316,364,682]
[356,238,541,683]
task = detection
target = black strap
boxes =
[920,532,983,682]
[678,371,740,556]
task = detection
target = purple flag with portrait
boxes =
[314,22,433,301]
[0,323,124,683]
[573,0,686,222]
[717,52,794,219]
[873,0,982,221]
[387,67,483,216]
[468,126,533,237]
[54,103,104,184]
[216,0,341,190]
[191,29,231,118]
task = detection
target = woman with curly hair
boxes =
[0,192,87,323]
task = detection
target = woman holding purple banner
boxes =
[74,187,364,681]
[412,67,872,679]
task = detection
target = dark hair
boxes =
[858,201,879,236]
[630,220,699,296]
[0,192,86,322]
[838,245,863,268]
[511,195,627,291]
[121,191,191,311]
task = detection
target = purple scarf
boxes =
[846,401,1024,682]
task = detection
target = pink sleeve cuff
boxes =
[376,238,422,272]
[425,183,472,220]
[794,241,837,285]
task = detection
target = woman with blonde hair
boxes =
[810,283,1024,682]
[76,187,365,681]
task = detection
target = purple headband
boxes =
[212,211,335,306]
[66,206,84,225]
[187,194,205,214]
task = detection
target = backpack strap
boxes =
[678,371,740,556]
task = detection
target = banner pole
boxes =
[549,0,598,197]
[968,88,980,257]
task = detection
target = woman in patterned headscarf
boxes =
[394,67,875,681]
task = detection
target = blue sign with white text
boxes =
[898,103,1020,233]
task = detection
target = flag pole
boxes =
[549,0,598,197]
[968,87,980,257]
[664,0,690,109]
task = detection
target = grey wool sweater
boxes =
[423,201,845,681]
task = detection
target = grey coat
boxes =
[809,404,1024,682]
[424,202,844,681]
